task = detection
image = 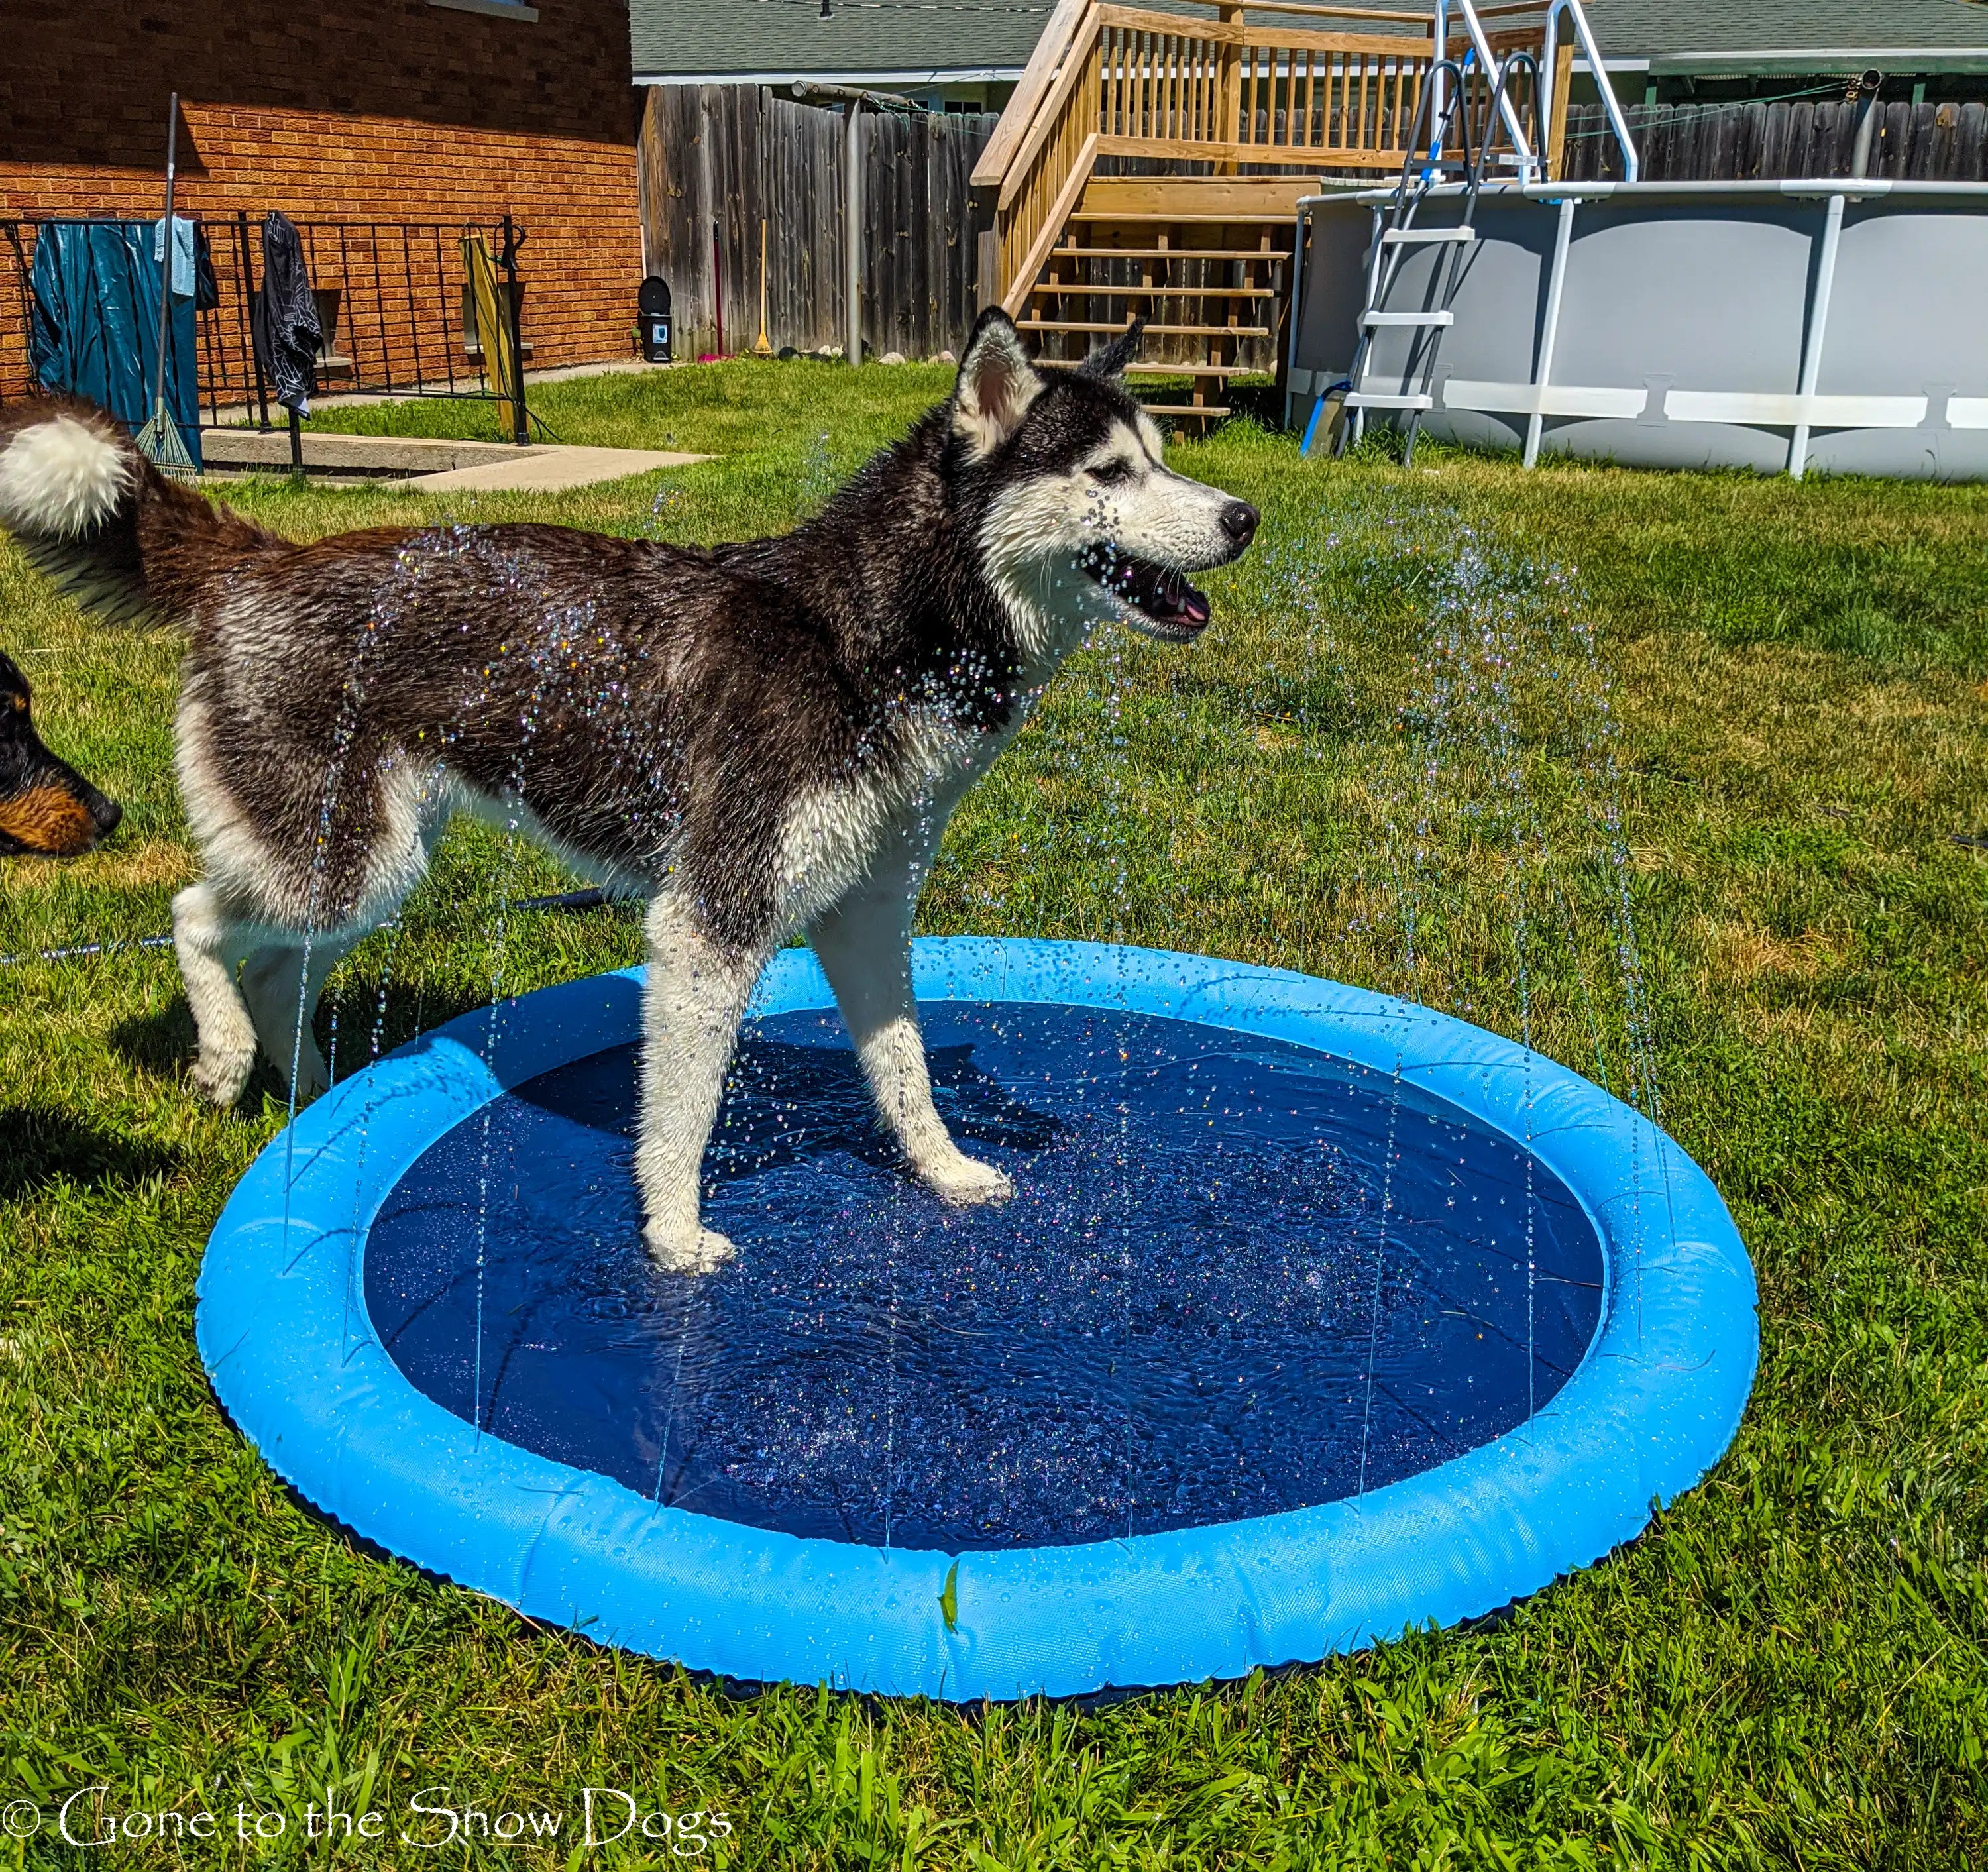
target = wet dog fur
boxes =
[0,312,1258,1270]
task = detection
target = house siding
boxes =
[1,0,643,378]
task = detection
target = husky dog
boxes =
[0,646,122,856]
[0,310,1257,1270]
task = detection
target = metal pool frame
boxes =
[1288,177,1988,480]
[197,938,1755,1700]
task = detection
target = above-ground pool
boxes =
[1290,178,1988,480]
[199,939,1756,1700]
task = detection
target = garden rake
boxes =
[135,93,198,481]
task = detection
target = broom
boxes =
[752,217,774,357]
[135,93,198,480]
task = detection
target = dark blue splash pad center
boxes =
[364,1000,1604,1553]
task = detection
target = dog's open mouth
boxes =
[1079,543,1211,640]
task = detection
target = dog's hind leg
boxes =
[172,883,262,1108]
[810,876,1015,1208]
[635,889,768,1275]
[234,765,449,1101]
[238,931,363,1101]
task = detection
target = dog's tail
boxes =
[0,395,272,626]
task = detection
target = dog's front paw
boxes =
[643,1220,737,1274]
[190,1046,254,1110]
[921,1149,1015,1207]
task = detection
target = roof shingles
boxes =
[630,0,1054,83]
[1587,0,1988,62]
[628,0,1988,85]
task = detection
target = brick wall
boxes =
[1,1,643,392]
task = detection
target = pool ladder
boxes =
[1328,45,1545,465]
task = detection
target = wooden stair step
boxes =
[1022,319,1271,339]
[1067,211,1303,225]
[1136,404,1234,417]
[1052,247,1287,262]
[1031,283,1280,300]
[1124,362,1257,378]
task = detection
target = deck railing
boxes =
[973,0,1569,312]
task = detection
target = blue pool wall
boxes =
[197,938,1757,1701]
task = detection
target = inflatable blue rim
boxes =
[197,938,1757,1702]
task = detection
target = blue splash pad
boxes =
[198,939,1757,1700]
[364,1005,1603,1551]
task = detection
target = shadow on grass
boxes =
[109,980,504,1100]
[109,997,199,1083]
[318,979,513,1066]
[0,1102,180,1198]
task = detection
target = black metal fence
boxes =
[1,212,530,428]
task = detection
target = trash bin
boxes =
[637,276,671,363]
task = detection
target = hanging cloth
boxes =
[461,233,524,439]
[152,214,195,297]
[193,222,219,313]
[28,221,202,468]
[252,210,321,417]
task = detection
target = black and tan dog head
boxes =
[0,648,121,856]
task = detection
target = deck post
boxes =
[1216,3,1243,176]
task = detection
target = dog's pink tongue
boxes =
[1154,567,1211,627]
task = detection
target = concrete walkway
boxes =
[392,445,709,494]
[203,357,680,429]
[198,427,710,493]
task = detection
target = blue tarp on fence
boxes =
[28,221,201,469]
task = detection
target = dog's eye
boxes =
[1090,461,1135,486]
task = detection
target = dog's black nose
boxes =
[1221,500,1259,547]
[68,767,121,840]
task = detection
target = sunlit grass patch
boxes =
[1,370,1985,1865]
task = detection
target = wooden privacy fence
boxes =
[639,86,998,360]
[976,0,1563,315]
[1559,96,1988,184]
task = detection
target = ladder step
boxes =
[1382,226,1477,245]
[1021,321,1271,339]
[1360,310,1454,328]
[1343,391,1433,410]
[1138,403,1234,417]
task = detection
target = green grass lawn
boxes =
[3,362,1986,1867]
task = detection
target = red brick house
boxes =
[2,0,644,396]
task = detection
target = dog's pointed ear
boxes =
[953,308,1044,460]
[1078,313,1146,382]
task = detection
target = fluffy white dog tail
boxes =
[0,396,266,626]
[0,404,134,543]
